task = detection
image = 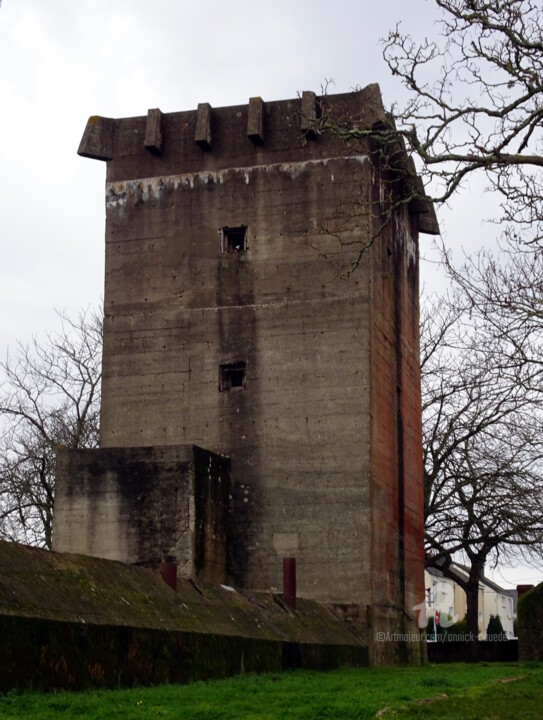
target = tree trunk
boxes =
[465,570,483,661]
[465,580,480,640]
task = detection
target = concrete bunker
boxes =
[53,85,439,664]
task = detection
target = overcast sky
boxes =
[0,1,538,588]
[0,0,443,357]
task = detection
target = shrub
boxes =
[486,614,506,640]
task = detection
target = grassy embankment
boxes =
[1,662,542,719]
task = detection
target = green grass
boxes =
[0,663,542,719]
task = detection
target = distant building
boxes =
[425,564,516,638]
[53,86,439,663]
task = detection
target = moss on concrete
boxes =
[0,541,362,645]
[0,541,368,690]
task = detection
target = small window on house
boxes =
[220,226,247,254]
[219,361,246,391]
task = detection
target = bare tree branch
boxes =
[421,276,543,637]
[0,308,102,548]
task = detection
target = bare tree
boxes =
[421,288,543,638]
[383,0,543,241]
[442,235,543,384]
[0,308,102,548]
[319,1,543,248]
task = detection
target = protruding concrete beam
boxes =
[78,116,115,161]
[410,172,440,236]
[415,199,440,235]
[300,91,317,138]
[247,97,265,144]
[195,103,212,150]
[144,108,163,156]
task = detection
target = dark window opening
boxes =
[220,226,247,254]
[220,361,246,391]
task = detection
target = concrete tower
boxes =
[53,86,438,662]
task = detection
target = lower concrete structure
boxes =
[54,445,229,584]
[0,540,367,691]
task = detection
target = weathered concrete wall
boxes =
[65,87,437,657]
[0,615,368,692]
[518,582,543,660]
[427,640,518,663]
[368,200,426,662]
[0,540,368,692]
[54,445,229,583]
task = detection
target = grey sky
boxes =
[0,1,538,587]
[0,0,442,355]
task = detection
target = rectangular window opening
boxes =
[219,361,246,391]
[220,226,247,254]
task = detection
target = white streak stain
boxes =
[105,155,370,209]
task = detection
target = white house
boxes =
[425,564,516,639]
